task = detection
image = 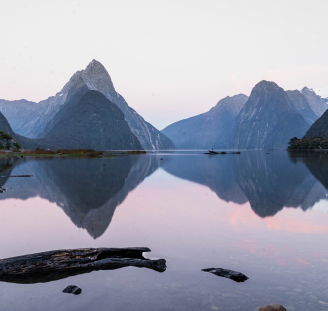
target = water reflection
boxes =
[161,151,328,217]
[1,151,328,240]
[0,156,160,238]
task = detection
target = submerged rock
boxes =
[202,268,248,283]
[62,285,82,295]
[0,187,6,193]
[256,304,287,311]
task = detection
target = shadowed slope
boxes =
[37,90,142,150]
[233,81,310,149]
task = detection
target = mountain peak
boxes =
[301,86,313,93]
[253,80,280,91]
[84,59,107,74]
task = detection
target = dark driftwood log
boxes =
[0,247,166,284]
[0,175,33,177]
[202,268,248,283]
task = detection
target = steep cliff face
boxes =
[0,60,175,150]
[304,108,328,138]
[286,90,318,125]
[0,111,40,149]
[162,94,248,149]
[37,90,142,150]
[233,81,310,149]
[301,87,328,118]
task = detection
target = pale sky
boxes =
[1,0,328,129]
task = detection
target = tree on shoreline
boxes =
[0,131,22,150]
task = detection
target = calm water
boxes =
[0,151,328,311]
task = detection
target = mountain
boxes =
[301,87,328,118]
[37,89,142,150]
[38,76,89,137]
[0,99,39,136]
[0,60,175,150]
[304,108,328,138]
[286,90,318,125]
[233,81,310,149]
[161,94,248,149]
[0,111,40,149]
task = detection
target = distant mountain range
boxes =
[162,80,328,149]
[162,94,248,149]
[1,61,327,150]
[0,60,175,150]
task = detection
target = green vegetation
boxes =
[288,108,328,149]
[288,135,328,149]
[0,131,22,150]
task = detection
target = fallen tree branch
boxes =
[0,247,166,284]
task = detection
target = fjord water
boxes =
[1,152,328,311]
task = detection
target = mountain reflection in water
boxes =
[161,151,328,217]
[0,156,161,239]
[1,151,328,239]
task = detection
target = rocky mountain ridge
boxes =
[0,60,175,150]
[301,87,328,118]
[233,81,310,149]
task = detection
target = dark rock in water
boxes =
[257,303,287,311]
[62,285,82,295]
[0,247,166,284]
[202,268,248,283]
[0,187,6,193]
[230,152,241,154]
